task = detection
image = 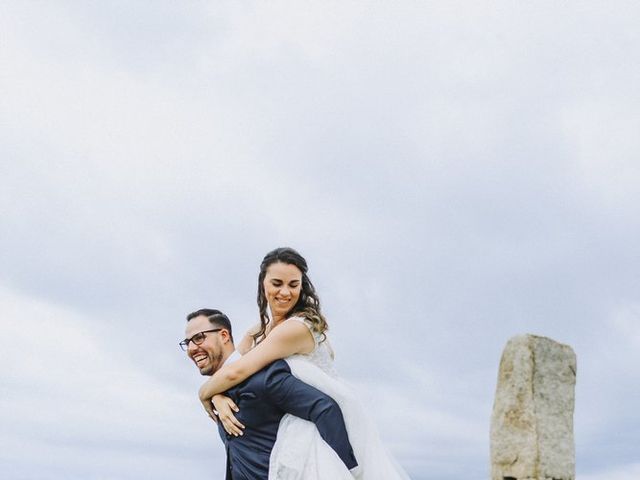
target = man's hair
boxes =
[186,308,234,343]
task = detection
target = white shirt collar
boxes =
[223,350,240,366]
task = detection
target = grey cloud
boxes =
[2,1,639,479]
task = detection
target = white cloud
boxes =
[0,284,225,479]
[1,2,639,479]
[609,304,640,348]
[561,98,640,211]
[579,463,640,480]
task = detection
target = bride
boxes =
[198,247,410,480]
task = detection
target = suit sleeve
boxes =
[263,360,358,470]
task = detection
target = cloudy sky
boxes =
[1,1,639,479]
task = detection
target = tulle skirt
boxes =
[269,355,411,480]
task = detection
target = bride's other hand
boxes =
[212,394,244,436]
[236,323,261,355]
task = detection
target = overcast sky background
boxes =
[1,1,639,479]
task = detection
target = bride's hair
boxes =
[254,247,328,345]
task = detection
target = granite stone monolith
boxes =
[490,334,576,480]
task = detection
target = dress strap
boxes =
[288,316,320,347]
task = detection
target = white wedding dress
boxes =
[268,317,411,480]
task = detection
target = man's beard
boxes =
[200,351,223,376]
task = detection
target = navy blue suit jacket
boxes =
[217,359,357,480]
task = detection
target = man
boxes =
[181,308,358,480]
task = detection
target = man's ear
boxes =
[220,329,231,344]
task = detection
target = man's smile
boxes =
[193,353,209,367]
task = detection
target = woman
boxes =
[199,247,410,479]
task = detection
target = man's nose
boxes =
[187,340,198,354]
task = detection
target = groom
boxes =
[181,308,358,480]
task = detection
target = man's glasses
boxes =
[179,329,222,351]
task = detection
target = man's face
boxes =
[185,315,226,376]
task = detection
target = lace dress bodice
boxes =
[287,317,337,377]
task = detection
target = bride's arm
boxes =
[236,323,260,355]
[208,324,260,436]
[199,319,315,420]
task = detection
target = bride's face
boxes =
[263,262,302,321]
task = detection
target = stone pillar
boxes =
[490,334,576,480]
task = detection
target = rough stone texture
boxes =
[490,334,576,480]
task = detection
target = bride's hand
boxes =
[198,383,218,420]
[212,394,245,436]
